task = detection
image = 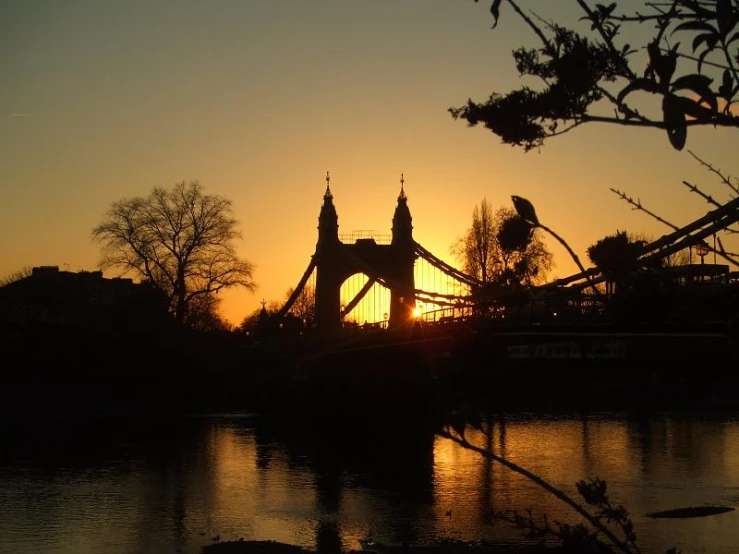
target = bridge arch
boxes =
[314,176,416,332]
[279,173,483,334]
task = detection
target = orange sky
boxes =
[2,1,737,325]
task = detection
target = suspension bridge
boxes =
[278,173,739,336]
[278,173,481,333]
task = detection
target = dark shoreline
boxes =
[4,320,739,420]
[201,539,556,554]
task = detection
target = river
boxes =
[1,410,738,554]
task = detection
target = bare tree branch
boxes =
[92,181,256,325]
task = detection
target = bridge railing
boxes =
[340,230,391,244]
[419,306,474,324]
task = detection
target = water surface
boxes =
[1,410,738,554]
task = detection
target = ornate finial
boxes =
[324,171,333,199]
[399,173,407,199]
[260,299,266,309]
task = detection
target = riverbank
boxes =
[4,320,739,419]
[201,539,555,554]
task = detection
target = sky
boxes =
[2,0,737,325]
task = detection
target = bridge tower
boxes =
[388,174,416,328]
[313,173,417,333]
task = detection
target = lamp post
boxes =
[695,242,709,265]
[695,241,709,283]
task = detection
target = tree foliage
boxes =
[284,285,316,328]
[185,293,231,332]
[587,230,646,276]
[240,303,273,333]
[92,181,255,326]
[510,195,601,293]
[451,0,739,150]
[0,266,33,288]
[453,198,497,283]
[453,199,553,286]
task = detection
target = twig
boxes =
[682,180,719,208]
[610,188,679,230]
[439,427,639,554]
[506,0,554,54]
[612,188,739,266]
[681,181,738,235]
[575,0,637,80]
[687,151,739,196]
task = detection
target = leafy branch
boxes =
[511,195,602,294]
[454,0,739,150]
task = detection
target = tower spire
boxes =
[318,170,338,246]
[325,171,332,198]
[392,173,412,245]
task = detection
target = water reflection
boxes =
[1,412,738,554]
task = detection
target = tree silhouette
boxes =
[92,181,255,326]
[0,266,33,287]
[451,0,739,150]
[185,293,231,332]
[453,200,552,286]
[453,198,497,284]
[587,230,647,294]
[587,230,645,274]
[284,285,316,328]
[510,194,600,294]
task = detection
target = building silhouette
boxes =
[0,265,169,330]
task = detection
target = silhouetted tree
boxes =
[185,293,231,332]
[239,307,266,334]
[451,1,739,151]
[453,200,552,286]
[588,231,645,275]
[510,195,596,290]
[589,231,685,321]
[92,181,255,326]
[239,300,282,339]
[284,285,316,328]
[664,245,693,267]
[496,210,554,286]
[632,231,692,267]
[587,230,650,305]
[0,266,33,287]
[453,198,497,283]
